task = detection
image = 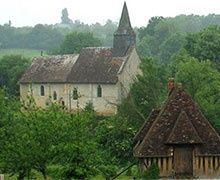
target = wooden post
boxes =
[204,157,209,175]
[168,157,172,174]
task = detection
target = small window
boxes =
[53,91,57,100]
[73,88,78,100]
[97,85,102,97]
[40,85,45,96]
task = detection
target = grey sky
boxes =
[1,0,220,27]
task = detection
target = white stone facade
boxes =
[20,48,140,114]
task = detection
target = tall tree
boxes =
[61,8,73,24]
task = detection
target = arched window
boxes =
[53,91,57,100]
[40,85,45,96]
[97,85,102,97]
[73,88,78,100]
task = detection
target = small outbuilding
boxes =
[134,82,220,178]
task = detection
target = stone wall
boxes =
[20,83,119,114]
[118,48,140,98]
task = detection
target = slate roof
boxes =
[134,85,220,157]
[20,47,129,84]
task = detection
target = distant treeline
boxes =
[0,20,118,51]
[1,14,220,56]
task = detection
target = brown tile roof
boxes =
[134,86,220,157]
[20,55,78,83]
[165,111,203,144]
[67,47,125,84]
[20,47,131,84]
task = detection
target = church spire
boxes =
[113,2,136,57]
[117,2,133,33]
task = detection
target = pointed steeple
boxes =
[113,2,136,57]
[117,2,133,34]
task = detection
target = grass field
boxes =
[0,48,43,59]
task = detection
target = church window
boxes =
[40,85,45,96]
[97,85,102,97]
[53,91,57,100]
[73,88,78,100]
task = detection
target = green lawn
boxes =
[0,48,43,59]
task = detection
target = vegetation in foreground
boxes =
[0,13,220,179]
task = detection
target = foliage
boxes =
[119,57,168,129]
[61,8,73,24]
[137,15,220,63]
[0,55,30,95]
[27,24,63,50]
[142,163,159,179]
[96,116,135,178]
[0,95,101,179]
[57,31,102,54]
[175,59,220,129]
[184,25,220,62]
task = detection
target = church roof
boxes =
[114,2,135,35]
[134,85,220,157]
[66,47,125,84]
[20,47,132,84]
[20,54,78,83]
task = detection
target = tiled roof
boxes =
[20,47,130,84]
[67,47,125,84]
[20,54,78,83]
[134,86,220,157]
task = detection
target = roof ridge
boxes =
[165,110,203,144]
[134,88,178,156]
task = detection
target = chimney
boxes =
[167,78,174,92]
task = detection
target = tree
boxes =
[95,116,135,178]
[175,58,220,129]
[27,24,63,50]
[61,8,73,24]
[138,16,164,40]
[118,57,168,129]
[184,25,220,62]
[158,33,185,64]
[58,32,102,54]
[0,55,30,96]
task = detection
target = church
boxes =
[20,2,140,114]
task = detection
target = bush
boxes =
[142,163,159,179]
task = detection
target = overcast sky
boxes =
[1,0,220,27]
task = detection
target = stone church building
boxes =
[134,82,220,178]
[20,2,140,114]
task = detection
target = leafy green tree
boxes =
[175,58,220,129]
[184,25,220,62]
[54,112,100,179]
[0,55,30,95]
[58,32,102,54]
[138,16,164,40]
[158,33,185,64]
[119,57,168,129]
[27,24,63,50]
[96,116,135,178]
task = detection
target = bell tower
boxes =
[113,2,136,57]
